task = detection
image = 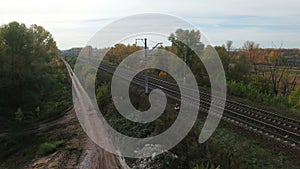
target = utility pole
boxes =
[183,42,201,85]
[136,38,149,94]
[183,49,188,85]
[144,38,148,94]
[136,38,162,94]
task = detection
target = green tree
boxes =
[168,29,206,84]
[0,21,63,119]
[227,54,252,82]
[168,29,204,67]
[215,45,230,76]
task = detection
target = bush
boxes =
[193,163,220,169]
[39,140,64,156]
[15,108,24,122]
[96,83,111,108]
[227,80,289,107]
[288,88,300,108]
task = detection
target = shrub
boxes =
[39,140,64,156]
[96,83,110,108]
[35,106,40,117]
[227,80,296,108]
[193,163,220,169]
[288,88,300,108]
[15,108,24,122]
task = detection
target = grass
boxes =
[203,124,300,169]
[39,140,64,156]
[0,97,77,169]
[97,68,300,169]
[0,133,39,169]
[193,163,220,169]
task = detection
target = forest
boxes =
[0,22,71,123]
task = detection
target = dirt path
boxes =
[77,137,128,169]
[62,59,129,169]
[1,60,130,168]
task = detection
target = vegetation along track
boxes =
[78,58,300,149]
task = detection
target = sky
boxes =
[1,0,299,49]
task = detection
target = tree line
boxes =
[0,22,71,122]
[101,29,300,109]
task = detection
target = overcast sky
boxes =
[1,0,299,49]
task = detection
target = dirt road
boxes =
[62,59,129,169]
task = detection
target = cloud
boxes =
[1,0,299,49]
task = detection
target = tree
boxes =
[168,29,204,67]
[267,44,298,96]
[0,22,61,117]
[215,45,230,76]
[242,41,261,73]
[227,54,252,82]
[168,29,206,84]
[225,40,233,56]
[105,44,140,65]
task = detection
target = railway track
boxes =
[76,59,300,149]
[146,76,300,142]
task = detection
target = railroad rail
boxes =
[76,58,300,149]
